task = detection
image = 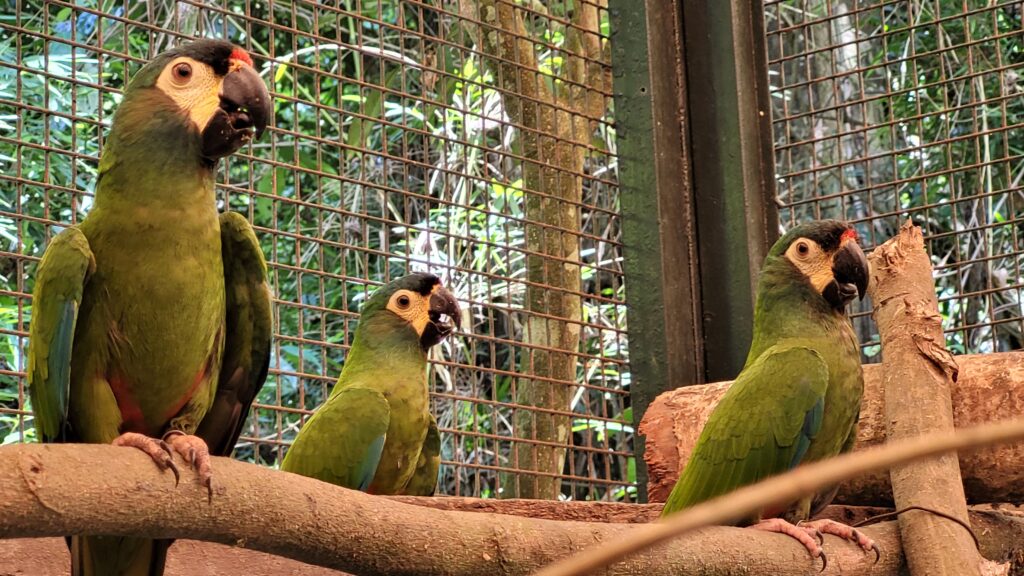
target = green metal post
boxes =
[682,0,779,381]
[611,0,704,503]
[614,0,778,501]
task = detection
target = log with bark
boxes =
[3,422,1024,576]
[640,351,1024,506]
[0,538,350,576]
[6,505,1024,575]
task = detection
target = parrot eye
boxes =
[396,294,411,309]
[796,242,810,256]
[171,62,193,84]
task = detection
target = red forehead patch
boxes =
[841,228,858,243]
[230,47,253,67]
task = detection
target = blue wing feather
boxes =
[357,434,387,491]
[27,228,93,442]
[790,396,824,469]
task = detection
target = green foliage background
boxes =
[3,0,1022,503]
[767,0,1024,359]
[0,0,632,500]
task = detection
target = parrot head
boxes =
[361,273,462,350]
[768,219,869,311]
[116,38,272,165]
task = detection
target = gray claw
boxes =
[158,440,180,486]
[167,458,180,487]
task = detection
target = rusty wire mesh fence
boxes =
[766,0,1024,357]
[0,0,632,501]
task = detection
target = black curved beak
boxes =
[201,63,272,161]
[421,286,461,349]
[824,239,869,310]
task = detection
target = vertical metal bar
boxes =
[681,0,778,381]
[611,0,703,502]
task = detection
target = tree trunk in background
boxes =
[474,0,606,499]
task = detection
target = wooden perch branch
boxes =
[0,444,893,576]
[6,505,1024,575]
[641,351,1024,505]
[0,538,349,576]
[869,220,983,575]
[3,421,1024,576]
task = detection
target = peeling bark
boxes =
[869,219,983,575]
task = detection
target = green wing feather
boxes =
[195,212,272,457]
[404,413,441,496]
[661,345,829,518]
[280,386,390,491]
[807,420,858,518]
[27,228,95,442]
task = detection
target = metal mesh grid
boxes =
[766,0,1024,357]
[0,0,632,501]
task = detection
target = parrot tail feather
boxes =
[72,535,170,576]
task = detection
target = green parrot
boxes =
[660,220,875,568]
[281,273,460,495]
[27,39,273,576]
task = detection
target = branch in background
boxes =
[384,495,663,523]
[3,423,1024,576]
[640,351,1024,505]
[531,418,1024,576]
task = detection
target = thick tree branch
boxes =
[0,538,349,576]
[3,422,1024,576]
[0,443,895,576]
[870,219,983,575]
[6,506,1024,575]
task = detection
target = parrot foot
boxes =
[163,431,214,503]
[800,519,881,563]
[750,518,828,571]
[112,432,180,486]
